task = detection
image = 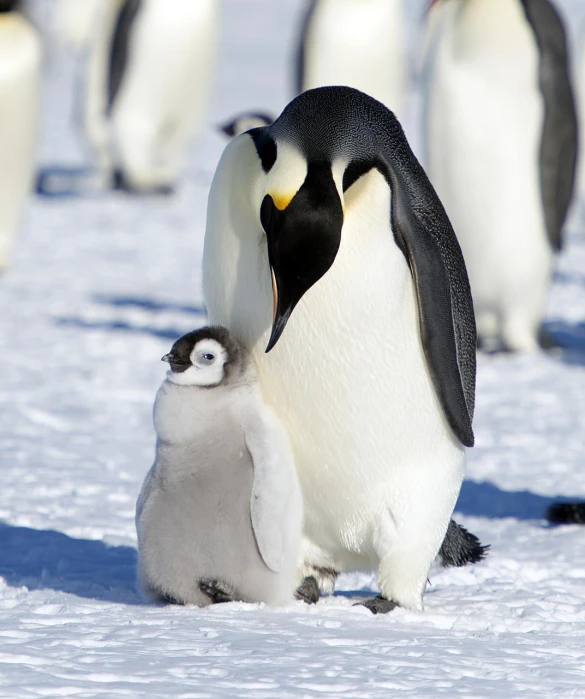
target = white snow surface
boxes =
[2,0,585,696]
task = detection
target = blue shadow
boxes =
[35,166,97,198]
[455,479,561,520]
[92,294,206,317]
[0,523,140,604]
[541,320,585,364]
[55,317,199,341]
[553,270,585,286]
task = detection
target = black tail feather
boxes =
[439,519,490,568]
[547,502,585,525]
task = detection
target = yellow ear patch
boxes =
[269,191,295,211]
[0,14,21,30]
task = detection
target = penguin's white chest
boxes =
[204,169,464,566]
[303,0,406,118]
[0,13,40,267]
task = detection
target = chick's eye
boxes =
[200,352,215,365]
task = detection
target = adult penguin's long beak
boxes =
[265,264,294,353]
[260,162,344,353]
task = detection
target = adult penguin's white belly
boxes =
[233,170,464,573]
[423,0,572,351]
[0,9,40,270]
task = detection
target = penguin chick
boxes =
[135,326,303,607]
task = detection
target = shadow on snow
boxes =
[541,319,585,364]
[0,522,141,604]
[92,294,206,317]
[0,476,574,606]
[54,294,207,341]
[455,479,566,521]
[55,317,198,342]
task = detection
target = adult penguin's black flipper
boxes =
[374,112,476,447]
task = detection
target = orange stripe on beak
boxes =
[271,266,278,323]
[269,191,295,211]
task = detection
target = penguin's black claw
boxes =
[295,575,320,605]
[354,595,397,615]
[537,326,557,350]
[199,578,234,604]
[159,592,183,605]
[547,502,585,525]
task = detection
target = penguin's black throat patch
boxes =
[261,161,343,352]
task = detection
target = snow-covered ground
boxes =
[1,0,585,696]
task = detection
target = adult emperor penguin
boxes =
[296,0,408,121]
[84,0,219,193]
[202,86,477,614]
[0,0,40,271]
[422,0,578,351]
[136,327,303,607]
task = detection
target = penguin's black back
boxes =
[107,0,142,113]
[0,0,19,12]
[295,0,318,95]
[521,0,578,252]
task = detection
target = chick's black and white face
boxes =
[164,338,228,387]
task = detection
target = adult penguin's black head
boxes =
[0,1,20,12]
[248,87,386,352]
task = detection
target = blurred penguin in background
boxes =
[297,0,408,122]
[219,112,274,139]
[0,0,40,271]
[55,0,103,49]
[84,0,219,193]
[576,26,585,223]
[422,0,578,352]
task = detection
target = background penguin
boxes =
[0,0,40,271]
[422,0,578,351]
[547,502,585,525]
[83,0,219,193]
[135,326,303,607]
[296,0,408,122]
[219,112,274,139]
[203,86,478,614]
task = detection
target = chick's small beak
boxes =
[161,353,172,363]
